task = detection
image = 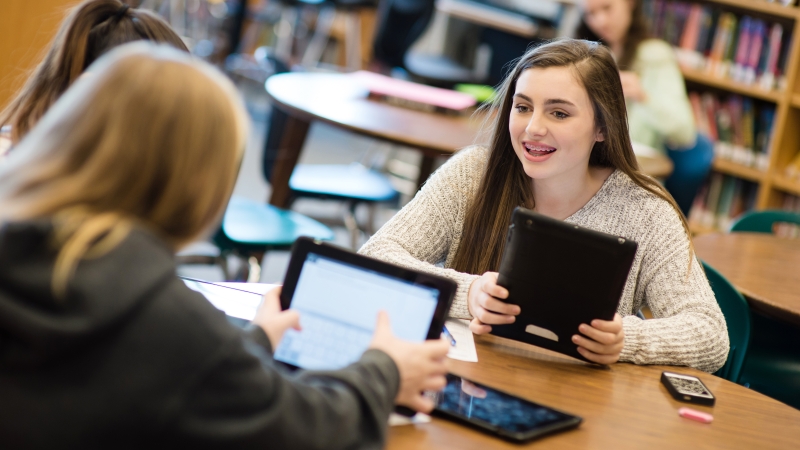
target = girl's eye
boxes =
[514,104,530,113]
[553,111,568,119]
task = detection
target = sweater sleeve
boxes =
[170,329,400,450]
[630,39,697,148]
[359,147,486,319]
[619,202,729,372]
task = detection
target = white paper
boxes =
[388,412,431,427]
[216,282,277,296]
[183,281,277,319]
[444,319,478,363]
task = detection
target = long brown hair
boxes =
[0,0,187,144]
[451,39,690,275]
[576,0,651,70]
[0,43,248,297]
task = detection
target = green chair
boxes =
[729,209,800,233]
[727,209,800,409]
[702,261,751,383]
[179,196,335,282]
[214,196,335,281]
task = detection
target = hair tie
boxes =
[114,4,130,21]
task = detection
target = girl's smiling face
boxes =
[508,66,604,183]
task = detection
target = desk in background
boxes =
[388,334,800,449]
[265,72,674,208]
[694,232,800,326]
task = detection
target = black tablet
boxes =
[431,374,582,442]
[275,237,456,370]
[491,207,638,363]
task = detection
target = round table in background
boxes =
[265,72,674,207]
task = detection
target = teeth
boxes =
[525,144,555,153]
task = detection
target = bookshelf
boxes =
[681,67,783,102]
[711,158,766,182]
[646,0,800,234]
[773,175,800,196]
[701,0,800,20]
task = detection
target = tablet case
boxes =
[491,208,638,363]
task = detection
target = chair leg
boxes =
[300,5,336,67]
[275,6,299,63]
[247,254,264,283]
[217,254,231,281]
[366,202,377,235]
[344,201,361,250]
[344,10,362,70]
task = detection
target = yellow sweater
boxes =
[628,39,696,152]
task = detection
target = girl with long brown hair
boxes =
[0,43,449,447]
[361,39,729,372]
[0,0,188,150]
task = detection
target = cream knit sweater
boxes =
[360,146,729,372]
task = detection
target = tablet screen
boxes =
[274,252,439,370]
[434,374,576,435]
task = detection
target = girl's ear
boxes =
[595,128,605,142]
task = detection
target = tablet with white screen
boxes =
[276,237,456,370]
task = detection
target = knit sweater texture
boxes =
[360,145,729,372]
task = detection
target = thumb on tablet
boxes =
[369,310,393,348]
[253,287,301,348]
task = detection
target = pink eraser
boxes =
[678,407,713,423]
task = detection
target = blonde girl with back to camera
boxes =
[0,43,449,447]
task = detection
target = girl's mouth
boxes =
[523,142,557,157]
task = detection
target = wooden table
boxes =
[694,232,800,327]
[388,335,800,449]
[265,72,674,208]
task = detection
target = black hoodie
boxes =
[0,221,399,449]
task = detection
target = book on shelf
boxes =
[689,174,759,231]
[644,0,794,92]
[688,90,776,170]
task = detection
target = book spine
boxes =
[745,20,765,85]
[759,23,783,91]
[703,173,724,228]
[732,16,752,83]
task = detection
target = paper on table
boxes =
[183,281,277,320]
[216,282,277,296]
[388,413,432,427]
[445,318,478,363]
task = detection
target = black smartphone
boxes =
[429,374,582,442]
[661,371,716,406]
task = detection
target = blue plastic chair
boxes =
[729,209,800,233]
[702,261,751,383]
[262,57,399,249]
[665,134,715,217]
[210,196,335,281]
[287,163,398,247]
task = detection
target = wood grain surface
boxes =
[266,72,485,156]
[387,334,800,449]
[694,232,800,326]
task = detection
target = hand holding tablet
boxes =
[251,287,300,348]
[369,311,450,412]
